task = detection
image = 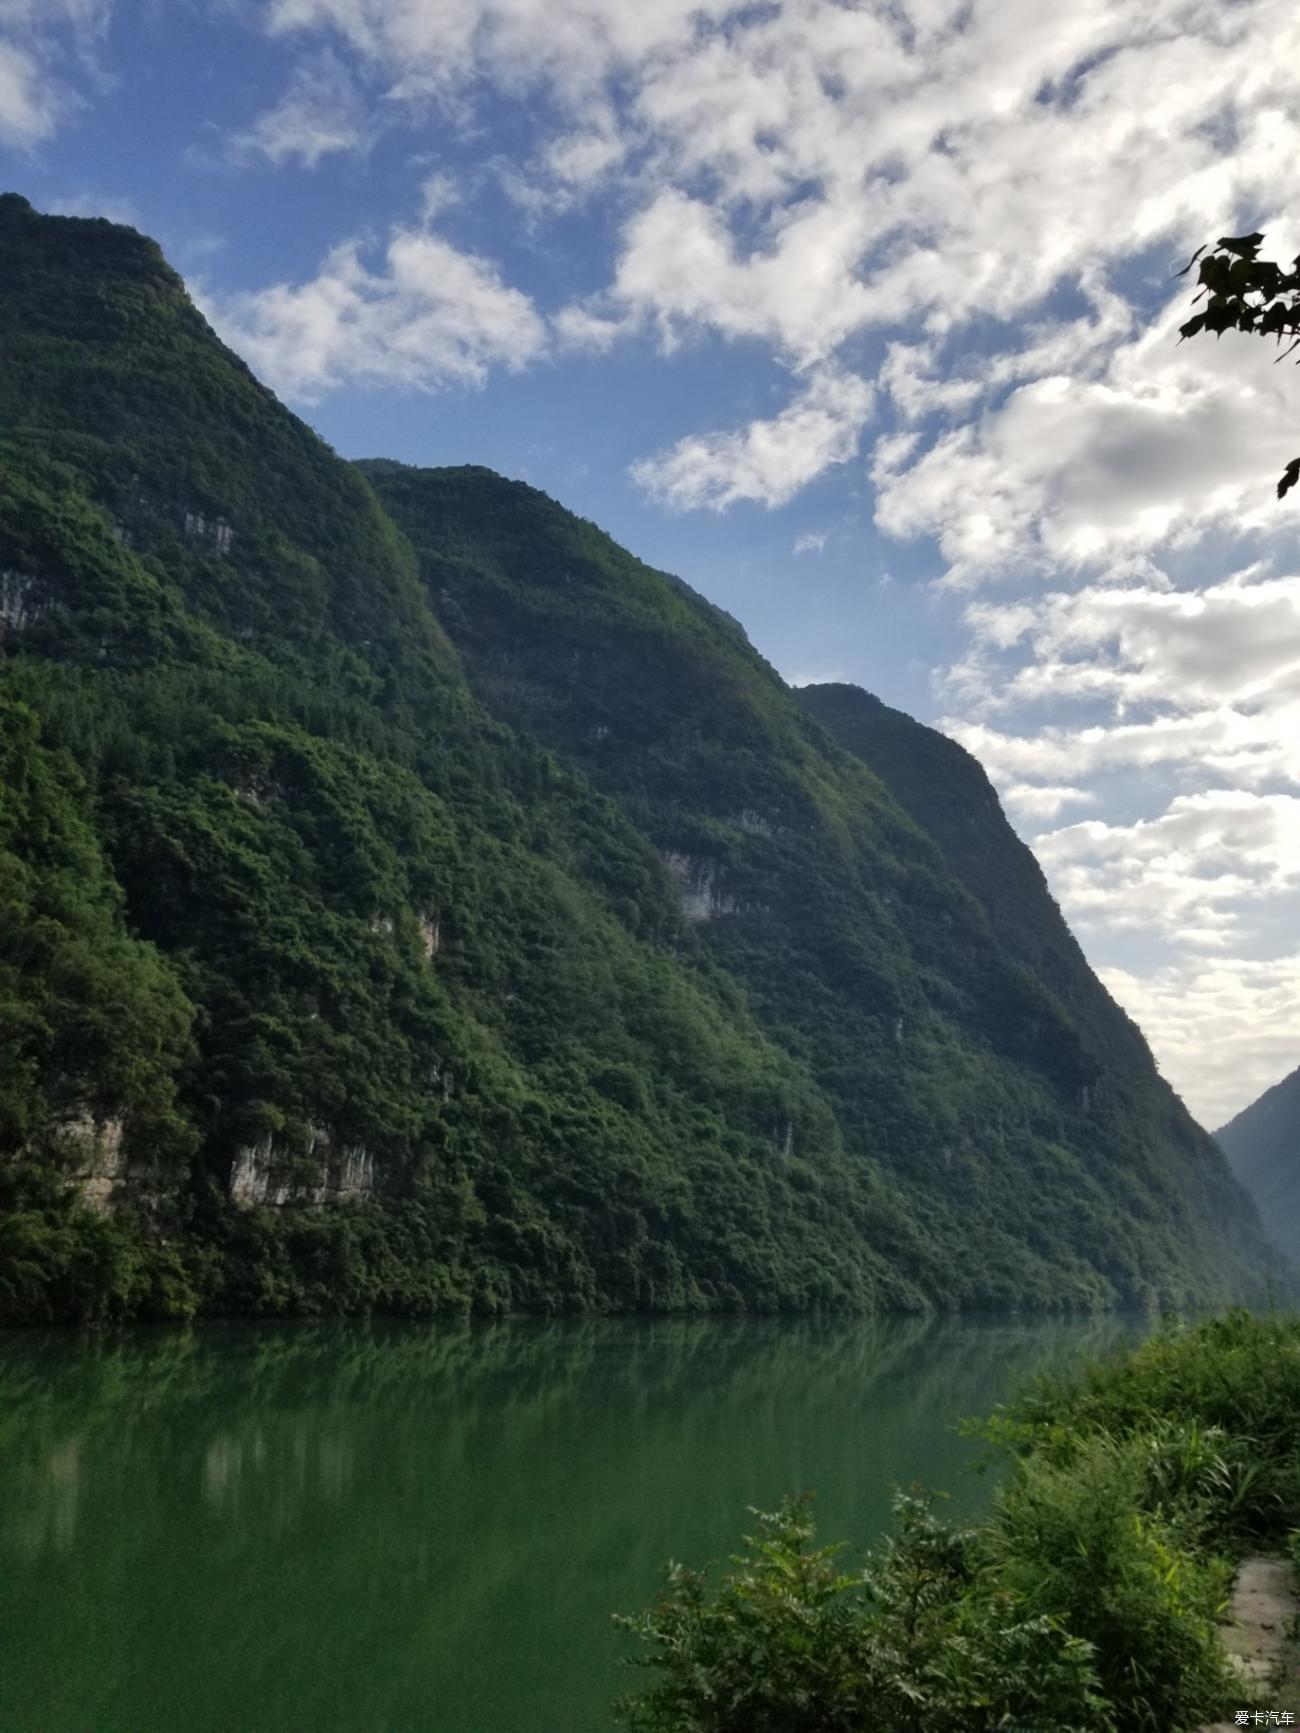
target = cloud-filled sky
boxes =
[3,0,1299,1126]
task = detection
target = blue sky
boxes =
[4,0,1300,1124]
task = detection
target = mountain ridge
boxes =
[1216,1065,1300,1263]
[0,194,1273,1320]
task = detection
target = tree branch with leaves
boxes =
[1179,232,1300,498]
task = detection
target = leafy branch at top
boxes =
[1178,231,1300,498]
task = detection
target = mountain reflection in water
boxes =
[0,1313,1140,1732]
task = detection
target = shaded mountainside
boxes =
[1216,1066,1300,1262]
[0,193,1270,1321]
[792,685,1151,1068]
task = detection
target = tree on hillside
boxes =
[1179,233,1300,498]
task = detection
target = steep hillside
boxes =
[1216,1067,1300,1262]
[0,194,1269,1320]
[792,685,1148,1064]
[797,681,1277,1272]
[361,461,1265,1311]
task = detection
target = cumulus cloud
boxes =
[1035,791,1300,948]
[956,567,1300,714]
[630,368,873,511]
[1000,783,1096,822]
[603,188,877,363]
[0,42,60,144]
[241,0,1300,524]
[1099,954,1300,1128]
[876,302,1300,583]
[201,227,545,399]
[941,566,1300,803]
[954,702,1300,790]
[258,0,728,105]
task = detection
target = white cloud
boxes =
[792,530,827,555]
[0,39,49,143]
[940,566,1300,810]
[630,367,873,511]
[419,171,460,220]
[258,0,730,105]
[957,567,1300,714]
[603,187,878,364]
[876,299,1300,584]
[202,227,545,399]
[1035,790,1300,949]
[230,50,368,166]
[1001,783,1096,822]
[954,703,1300,790]
[246,0,1300,526]
[786,666,849,688]
[1099,954,1300,1128]
[0,0,109,145]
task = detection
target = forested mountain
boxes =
[1215,1066,1300,1262]
[0,193,1270,1321]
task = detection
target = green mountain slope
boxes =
[1216,1066,1300,1261]
[360,461,1266,1312]
[795,683,1273,1272]
[0,194,1269,1320]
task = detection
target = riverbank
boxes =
[616,1310,1300,1732]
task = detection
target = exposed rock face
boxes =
[0,569,41,634]
[182,510,233,554]
[661,852,760,922]
[229,1126,376,1209]
[54,1114,127,1213]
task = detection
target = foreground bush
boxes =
[615,1494,1109,1733]
[616,1311,1300,1732]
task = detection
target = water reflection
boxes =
[0,1314,1139,1732]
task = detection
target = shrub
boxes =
[615,1494,1109,1733]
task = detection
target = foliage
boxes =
[616,1493,1108,1733]
[990,1433,1235,1730]
[1178,231,1300,497]
[620,1312,1300,1732]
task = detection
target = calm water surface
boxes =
[0,1313,1144,1732]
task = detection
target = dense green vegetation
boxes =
[0,192,1274,1320]
[1216,1066,1300,1262]
[365,462,1268,1311]
[617,1310,1300,1731]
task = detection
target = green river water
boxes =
[0,1313,1143,1732]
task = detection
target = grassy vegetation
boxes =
[616,1310,1300,1732]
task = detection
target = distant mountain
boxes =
[0,192,1271,1321]
[1216,1067,1300,1262]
